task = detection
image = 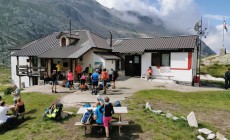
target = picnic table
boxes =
[76,107,129,135]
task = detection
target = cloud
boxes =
[95,0,230,53]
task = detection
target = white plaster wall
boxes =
[81,49,94,70]
[141,52,193,82]
[171,52,188,69]
[105,60,115,70]
[141,53,151,76]
[93,54,105,68]
[11,56,30,87]
[171,52,192,82]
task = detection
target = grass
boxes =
[124,89,230,139]
[0,92,79,140]
[0,65,11,86]
[1,89,230,139]
[201,63,230,78]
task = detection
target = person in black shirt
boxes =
[99,96,114,138]
[51,70,58,93]
[224,68,230,89]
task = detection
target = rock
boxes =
[207,133,216,139]
[216,132,227,140]
[198,128,212,135]
[187,111,198,127]
[172,116,180,121]
[197,135,205,140]
[166,111,173,118]
[145,102,151,110]
[151,110,163,114]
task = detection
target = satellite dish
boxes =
[194,22,199,32]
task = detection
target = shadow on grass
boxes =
[42,113,76,124]
[83,121,143,140]
[26,109,37,114]
[0,116,35,134]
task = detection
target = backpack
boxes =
[83,103,91,108]
[99,84,103,90]
[45,103,63,119]
[114,101,121,107]
[81,109,94,124]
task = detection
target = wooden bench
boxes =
[153,75,174,80]
[75,121,129,135]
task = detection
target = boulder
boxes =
[207,133,216,140]
[172,116,180,121]
[187,111,198,127]
[145,102,151,110]
[198,128,212,135]
[216,132,227,140]
[197,135,205,140]
[166,111,173,119]
[151,110,163,114]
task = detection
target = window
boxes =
[61,38,66,46]
[151,52,170,66]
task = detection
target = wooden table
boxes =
[77,107,128,135]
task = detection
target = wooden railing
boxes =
[16,65,46,77]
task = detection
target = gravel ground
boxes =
[22,76,224,107]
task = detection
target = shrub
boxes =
[4,86,14,95]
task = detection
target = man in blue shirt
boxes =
[91,70,99,95]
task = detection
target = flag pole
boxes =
[223,17,225,48]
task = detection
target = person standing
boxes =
[111,68,118,89]
[67,70,74,90]
[56,61,63,77]
[91,70,99,95]
[99,97,114,139]
[76,63,82,82]
[88,64,93,84]
[224,68,230,89]
[101,68,108,94]
[51,70,58,93]
[11,84,21,105]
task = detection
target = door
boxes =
[125,55,141,76]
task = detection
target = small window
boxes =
[161,53,170,66]
[61,38,66,46]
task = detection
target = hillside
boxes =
[0,0,216,65]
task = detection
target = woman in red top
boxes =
[67,70,74,90]
[147,66,152,80]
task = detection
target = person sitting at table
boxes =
[99,96,114,139]
[93,102,103,125]
[0,101,15,124]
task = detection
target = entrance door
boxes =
[125,55,141,76]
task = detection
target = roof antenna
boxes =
[69,18,71,37]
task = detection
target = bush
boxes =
[4,87,14,95]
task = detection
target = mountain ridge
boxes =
[0,0,216,65]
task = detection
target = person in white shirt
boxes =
[0,101,14,124]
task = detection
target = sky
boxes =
[95,0,230,54]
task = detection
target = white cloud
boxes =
[95,0,230,53]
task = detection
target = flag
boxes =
[224,20,228,32]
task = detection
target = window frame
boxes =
[151,52,170,67]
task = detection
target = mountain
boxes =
[0,0,216,65]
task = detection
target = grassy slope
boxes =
[125,89,230,139]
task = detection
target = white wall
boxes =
[141,53,151,76]
[11,56,30,87]
[81,49,95,70]
[141,52,194,82]
[105,60,115,70]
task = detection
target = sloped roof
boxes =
[11,30,111,58]
[112,35,198,53]
[94,52,121,60]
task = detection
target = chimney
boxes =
[110,31,112,47]
[69,18,71,37]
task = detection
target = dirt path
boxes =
[22,77,223,107]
